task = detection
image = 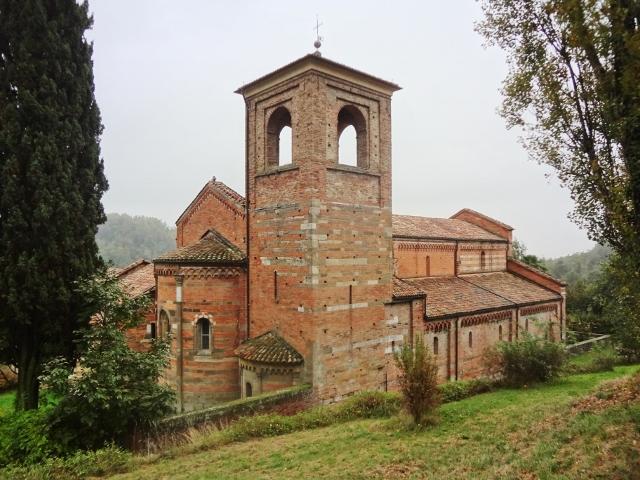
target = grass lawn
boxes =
[0,390,14,416]
[112,365,640,480]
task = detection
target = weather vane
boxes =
[313,15,323,56]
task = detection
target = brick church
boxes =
[119,53,566,412]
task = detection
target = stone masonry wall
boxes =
[156,267,246,411]
[244,69,396,403]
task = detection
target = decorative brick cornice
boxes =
[154,265,245,278]
[460,309,512,327]
[396,242,456,251]
[458,243,506,251]
[424,319,451,333]
[239,359,301,375]
[520,303,558,316]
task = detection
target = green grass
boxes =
[0,390,14,416]
[110,365,640,480]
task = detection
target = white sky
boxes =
[87,0,595,258]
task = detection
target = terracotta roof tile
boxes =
[403,272,560,319]
[114,259,155,298]
[154,230,246,265]
[404,276,512,318]
[392,277,426,300]
[392,215,504,242]
[235,331,303,365]
[461,272,560,305]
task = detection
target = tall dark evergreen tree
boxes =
[0,0,108,410]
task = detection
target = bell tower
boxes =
[237,53,400,401]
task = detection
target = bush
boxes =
[439,378,494,403]
[40,271,174,452]
[0,445,131,480]
[394,335,441,425]
[486,334,566,386]
[0,405,63,468]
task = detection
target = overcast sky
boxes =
[87,0,595,258]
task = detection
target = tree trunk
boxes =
[15,331,40,411]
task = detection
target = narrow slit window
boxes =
[197,318,211,351]
[433,336,439,355]
[468,331,473,349]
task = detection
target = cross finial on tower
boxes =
[313,15,323,56]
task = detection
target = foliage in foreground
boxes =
[41,271,174,452]
[0,0,108,412]
[0,445,131,480]
[485,334,566,386]
[394,335,441,425]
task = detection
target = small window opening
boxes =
[468,331,473,348]
[246,382,253,398]
[433,336,439,355]
[499,324,503,341]
[480,251,486,270]
[197,317,211,351]
[426,256,431,277]
[145,322,157,340]
[266,106,292,167]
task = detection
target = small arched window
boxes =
[468,331,473,349]
[159,310,170,338]
[425,256,431,277]
[480,251,486,270]
[246,382,253,398]
[433,336,439,355]
[196,317,211,351]
[266,106,292,168]
[498,324,503,341]
[337,105,368,168]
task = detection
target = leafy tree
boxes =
[511,238,549,272]
[477,1,640,266]
[97,213,176,267]
[0,1,108,410]
[394,335,440,426]
[544,244,611,283]
[41,270,174,452]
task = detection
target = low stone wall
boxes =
[138,384,313,452]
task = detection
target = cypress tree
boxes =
[0,0,108,410]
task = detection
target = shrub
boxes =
[394,335,441,425]
[0,405,63,468]
[486,334,566,386]
[40,271,174,452]
[565,345,621,374]
[438,378,494,403]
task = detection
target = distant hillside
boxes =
[543,244,611,284]
[97,213,175,267]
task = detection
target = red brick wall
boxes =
[156,267,247,411]
[244,70,397,402]
[177,190,246,249]
[458,243,507,274]
[393,242,455,278]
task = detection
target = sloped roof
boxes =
[392,277,426,300]
[235,331,304,365]
[154,230,246,265]
[392,215,505,242]
[176,178,246,225]
[235,54,401,96]
[461,272,560,305]
[508,258,567,287]
[405,276,513,318]
[114,259,155,298]
[403,272,561,319]
[451,208,513,231]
